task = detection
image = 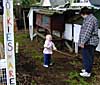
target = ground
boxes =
[14,31,100,85]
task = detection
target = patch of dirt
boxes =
[16,31,100,85]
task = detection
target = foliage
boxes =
[21,0,36,7]
[65,71,91,85]
[14,33,30,46]
[13,0,39,7]
[31,80,37,85]
[0,34,4,43]
[94,9,100,27]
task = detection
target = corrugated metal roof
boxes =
[41,0,69,7]
[50,0,67,7]
[89,0,100,7]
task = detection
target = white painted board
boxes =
[96,29,100,51]
[64,24,72,40]
[73,24,81,43]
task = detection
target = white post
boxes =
[16,42,19,54]
[28,8,33,41]
[75,42,78,54]
[3,0,16,85]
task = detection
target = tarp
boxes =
[89,0,100,7]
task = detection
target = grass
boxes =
[0,31,100,84]
[14,32,30,46]
[0,33,4,43]
[66,71,92,85]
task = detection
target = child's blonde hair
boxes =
[46,34,52,40]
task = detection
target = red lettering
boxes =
[9,70,14,77]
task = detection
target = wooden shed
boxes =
[35,9,65,38]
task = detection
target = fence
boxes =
[0,68,7,85]
[0,59,7,85]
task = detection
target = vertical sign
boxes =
[3,0,16,85]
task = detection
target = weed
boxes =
[65,71,91,85]
[31,80,37,85]
[69,60,81,66]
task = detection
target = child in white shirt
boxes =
[43,34,57,67]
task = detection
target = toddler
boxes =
[43,34,57,67]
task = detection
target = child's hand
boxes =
[53,47,57,51]
[53,43,57,51]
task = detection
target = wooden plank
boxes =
[55,50,73,57]
[35,30,45,39]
